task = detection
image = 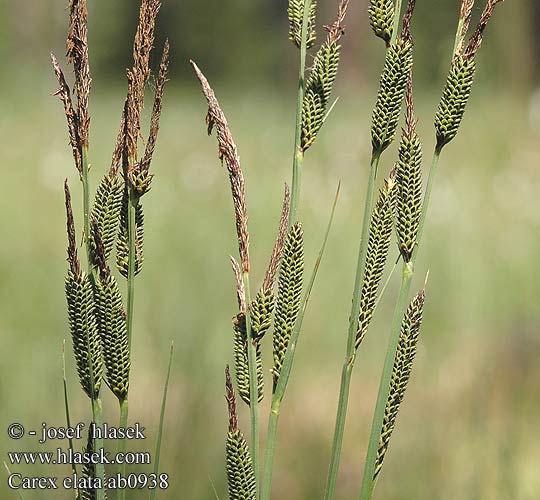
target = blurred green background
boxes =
[1,0,539,499]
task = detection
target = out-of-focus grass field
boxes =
[1,21,540,500]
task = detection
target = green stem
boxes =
[126,189,137,349]
[324,154,380,500]
[149,343,174,500]
[243,272,260,497]
[81,145,105,500]
[118,187,137,500]
[62,341,80,500]
[261,397,280,500]
[358,148,441,500]
[261,185,340,500]
[290,149,304,225]
[91,398,105,500]
[289,0,311,224]
[260,3,314,495]
[358,263,411,500]
[390,0,405,45]
[416,148,442,247]
[117,398,129,500]
[118,397,129,450]
[3,463,26,500]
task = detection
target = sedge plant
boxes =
[51,1,504,499]
[191,0,504,499]
[359,2,505,499]
[325,0,414,495]
[52,1,171,499]
[191,2,348,500]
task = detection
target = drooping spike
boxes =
[374,287,425,480]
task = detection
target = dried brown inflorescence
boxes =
[91,219,110,281]
[127,40,170,197]
[125,0,162,164]
[404,74,417,141]
[110,102,128,178]
[120,0,168,198]
[324,0,349,44]
[191,61,250,274]
[456,0,475,56]
[64,180,80,276]
[230,256,246,314]
[141,39,170,175]
[262,185,291,293]
[401,0,416,44]
[464,0,504,59]
[67,0,91,148]
[52,55,83,175]
[225,366,238,432]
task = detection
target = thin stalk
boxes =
[417,149,442,246]
[290,150,304,224]
[126,189,138,349]
[209,475,221,500]
[260,3,314,495]
[149,343,174,500]
[262,184,340,500]
[3,463,26,500]
[91,398,106,500]
[242,272,260,497]
[81,145,105,500]
[322,97,341,126]
[62,341,80,500]
[324,154,380,500]
[118,187,137,500]
[390,0,405,45]
[358,263,411,500]
[261,398,279,500]
[289,0,312,224]
[118,398,129,445]
[372,254,401,313]
[358,148,441,500]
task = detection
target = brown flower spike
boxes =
[52,55,83,175]
[262,185,291,293]
[125,0,162,164]
[191,61,250,274]
[464,0,504,59]
[67,0,91,148]
[64,180,80,276]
